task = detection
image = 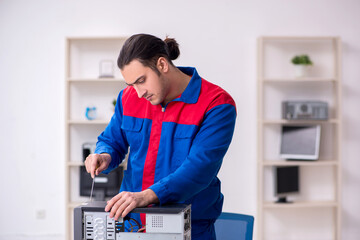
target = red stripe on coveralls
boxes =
[139,104,164,227]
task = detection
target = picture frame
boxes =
[99,60,114,78]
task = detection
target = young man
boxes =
[85,33,236,239]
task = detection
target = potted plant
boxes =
[291,54,313,78]
[112,99,117,112]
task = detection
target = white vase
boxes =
[294,65,309,78]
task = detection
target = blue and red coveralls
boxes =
[95,67,236,239]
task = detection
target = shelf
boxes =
[67,78,125,83]
[262,78,337,83]
[65,36,129,240]
[262,160,338,167]
[67,202,87,209]
[67,161,84,167]
[257,36,342,240]
[67,120,110,125]
[261,119,339,125]
[261,36,340,41]
[67,36,128,41]
[263,201,338,209]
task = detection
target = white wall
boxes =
[0,0,359,239]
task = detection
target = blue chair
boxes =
[214,212,254,240]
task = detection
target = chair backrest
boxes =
[214,212,254,240]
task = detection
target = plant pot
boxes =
[294,65,310,78]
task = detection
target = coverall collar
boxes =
[174,66,201,104]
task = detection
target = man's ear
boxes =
[157,57,169,73]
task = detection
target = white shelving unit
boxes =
[65,37,128,240]
[257,37,342,240]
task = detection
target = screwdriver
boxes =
[89,175,95,202]
[89,165,99,202]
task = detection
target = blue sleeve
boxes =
[94,90,129,174]
[149,103,236,203]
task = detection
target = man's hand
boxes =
[105,189,159,220]
[84,153,112,178]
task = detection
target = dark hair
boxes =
[117,34,180,75]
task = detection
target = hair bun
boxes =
[164,37,180,61]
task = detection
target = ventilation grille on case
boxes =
[151,215,164,228]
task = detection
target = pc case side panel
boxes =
[74,206,83,240]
